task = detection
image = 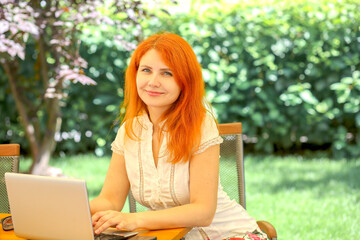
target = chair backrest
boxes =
[127,122,246,212]
[0,144,20,213]
[218,122,246,209]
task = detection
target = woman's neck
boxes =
[147,107,166,128]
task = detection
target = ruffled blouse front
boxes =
[111,114,258,240]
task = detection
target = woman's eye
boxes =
[163,71,173,76]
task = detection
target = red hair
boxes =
[120,32,209,163]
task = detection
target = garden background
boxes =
[1,0,360,239]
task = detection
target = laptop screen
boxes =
[5,173,95,240]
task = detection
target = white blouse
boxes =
[111,114,258,240]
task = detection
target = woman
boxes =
[90,32,269,240]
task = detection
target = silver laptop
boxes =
[5,172,138,240]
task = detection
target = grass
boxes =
[19,154,360,240]
[244,155,360,240]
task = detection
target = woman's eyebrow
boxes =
[139,65,152,69]
[139,65,172,71]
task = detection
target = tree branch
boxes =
[38,35,50,104]
[2,60,39,161]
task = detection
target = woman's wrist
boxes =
[134,212,147,229]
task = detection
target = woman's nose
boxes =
[148,74,160,87]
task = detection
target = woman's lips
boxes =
[146,90,164,96]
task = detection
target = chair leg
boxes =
[257,220,277,240]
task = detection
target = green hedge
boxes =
[1,0,360,158]
[151,0,360,157]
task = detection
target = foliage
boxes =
[56,34,131,156]
[152,0,360,157]
[0,0,165,173]
[2,0,360,158]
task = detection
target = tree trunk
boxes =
[2,60,39,162]
[31,114,63,176]
[2,59,63,176]
[32,128,63,176]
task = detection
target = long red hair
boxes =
[120,32,209,163]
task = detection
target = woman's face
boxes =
[136,49,181,114]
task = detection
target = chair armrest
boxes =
[256,220,277,240]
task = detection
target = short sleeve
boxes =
[111,124,125,155]
[194,115,223,155]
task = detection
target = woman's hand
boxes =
[92,210,140,234]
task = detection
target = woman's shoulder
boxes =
[199,113,220,140]
[193,113,222,155]
[202,113,218,131]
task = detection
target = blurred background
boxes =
[1,0,360,239]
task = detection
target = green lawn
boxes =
[19,154,360,240]
[243,155,360,240]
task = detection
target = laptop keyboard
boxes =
[95,230,138,240]
[95,233,128,240]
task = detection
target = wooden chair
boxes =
[128,123,277,239]
[219,123,277,240]
[0,144,20,213]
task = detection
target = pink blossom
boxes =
[0,37,25,59]
[58,65,96,85]
[0,20,10,34]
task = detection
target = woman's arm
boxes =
[90,152,130,215]
[92,144,219,233]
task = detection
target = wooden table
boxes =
[0,213,190,240]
